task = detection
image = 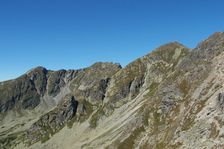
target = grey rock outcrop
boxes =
[26,95,78,144]
[0,62,121,114]
[217,92,224,111]
[0,67,48,112]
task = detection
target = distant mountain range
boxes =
[1,32,224,149]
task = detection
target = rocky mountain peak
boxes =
[148,41,189,63]
[26,66,48,76]
[89,62,122,70]
[155,41,187,51]
[196,32,224,50]
[191,32,224,60]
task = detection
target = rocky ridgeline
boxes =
[1,32,224,149]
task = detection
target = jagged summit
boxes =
[89,62,122,70]
[196,32,224,49]
[191,32,224,60]
[147,41,189,63]
[26,66,47,75]
[155,41,188,51]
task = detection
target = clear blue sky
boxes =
[0,0,224,81]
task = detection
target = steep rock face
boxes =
[105,42,189,109]
[134,32,224,149]
[0,67,48,112]
[47,70,67,96]
[85,42,190,130]
[70,62,121,105]
[26,95,79,145]
[105,58,146,106]
[0,62,120,114]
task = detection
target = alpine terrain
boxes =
[1,32,224,149]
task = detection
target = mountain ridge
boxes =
[1,32,224,149]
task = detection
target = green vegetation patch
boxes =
[89,106,105,128]
[117,126,145,149]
